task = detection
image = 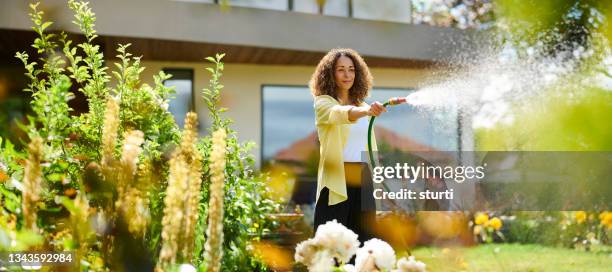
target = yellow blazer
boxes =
[314,95,378,205]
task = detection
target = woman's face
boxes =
[334,55,355,92]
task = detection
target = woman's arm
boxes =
[314,96,386,125]
[348,101,386,121]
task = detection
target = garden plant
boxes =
[0,1,279,271]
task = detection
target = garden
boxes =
[0,0,611,271]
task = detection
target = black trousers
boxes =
[314,163,376,243]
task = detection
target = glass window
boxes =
[353,0,412,23]
[293,0,349,17]
[228,0,289,11]
[262,85,458,204]
[163,69,194,129]
[262,86,316,164]
[171,0,215,3]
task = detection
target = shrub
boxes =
[1,1,279,270]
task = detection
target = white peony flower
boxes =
[314,220,360,263]
[178,263,197,272]
[355,254,377,271]
[396,256,427,272]
[295,238,318,266]
[309,250,335,272]
[355,238,396,271]
[342,264,356,272]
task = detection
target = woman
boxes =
[310,48,386,242]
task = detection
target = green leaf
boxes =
[41,21,53,31]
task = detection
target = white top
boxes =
[343,116,369,162]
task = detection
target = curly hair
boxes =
[309,48,373,105]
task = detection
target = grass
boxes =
[410,244,612,272]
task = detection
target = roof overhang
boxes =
[0,0,484,68]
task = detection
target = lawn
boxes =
[411,244,612,272]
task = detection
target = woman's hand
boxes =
[367,101,387,117]
[347,101,386,121]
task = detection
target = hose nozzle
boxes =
[387,97,408,106]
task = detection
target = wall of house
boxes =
[0,0,478,62]
[139,61,437,167]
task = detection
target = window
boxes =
[163,69,195,129]
[294,0,415,22]
[172,0,215,3]
[262,86,316,164]
[353,0,412,23]
[293,0,349,17]
[228,0,289,11]
[262,85,459,203]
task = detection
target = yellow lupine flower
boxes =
[22,137,43,231]
[474,213,489,225]
[159,154,189,266]
[116,130,144,204]
[101,97,119,176]
[158,113,202,268]
[575,211,587,224]
[205,128,228,272]
[489,217,503,230]
[181,112,202,260]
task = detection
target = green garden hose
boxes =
[367,97,408,168]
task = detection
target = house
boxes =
[0,0,478,169]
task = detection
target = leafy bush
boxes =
[502,212,563,245]
[502,211,611,250]
[0,1,279,270]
